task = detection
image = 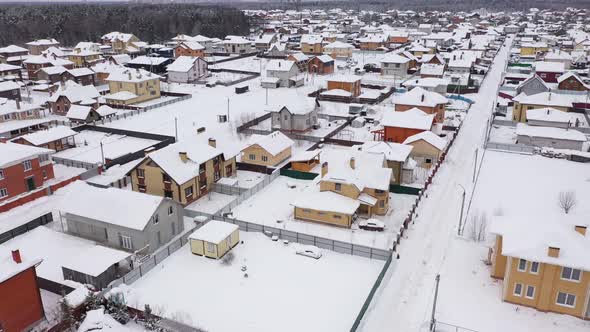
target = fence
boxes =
[140,93,192,111]
[0,212,53,245]
[279,167,319,180]
[492,119,516,127]
[389,184,421,195]
[52,156,100,170]
[486,142,534,154]
[447,94,475,104]
[37,276,75,295]
[433,321,481,332]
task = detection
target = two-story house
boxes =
[104,68,161,106]
[395,87,448,123]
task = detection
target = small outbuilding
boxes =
[189,220,239,259]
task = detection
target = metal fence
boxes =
[0,212,53,245]
[486,141,534,154]
[141,94,192,111]
[52,156,100,170]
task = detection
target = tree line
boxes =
[0,4,250,47]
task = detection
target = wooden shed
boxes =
[189,220,239,259]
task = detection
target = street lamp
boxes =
[457,184,466,236]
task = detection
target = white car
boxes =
[359,219,385,231]
[296,245,322,259]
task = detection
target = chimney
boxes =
[321,161,328,178]
[349,157,356,169]
[11,249,22,264]
[575,225,587,236]
[179,151,188,162]
[208,138,217,148]
[548,246,560,258]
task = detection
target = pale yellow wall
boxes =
[302,43,323,54]
[190,229,239,259]
[362,188,389,215]
[520,46,548,56]
[107,78,161,105]
[190,238,205,256]
[294,206,352,227]
[513,102,570,122]
[241,145,291,167]
[68,54,101,67]
[406,140,441,169]
[319,180,360,199]
[491,235,507,279]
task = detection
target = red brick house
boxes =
[0,250,44,332]
[308,55,334,75]
[0,142,55,202]
[533,61,564,83]
[174,41,205,58]
[23,54,73,81]
[62,68,96,86]
[557,72,589,91]
[375,108,435,143]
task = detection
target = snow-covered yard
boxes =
[185,191,236,215]
[124,231,384,332]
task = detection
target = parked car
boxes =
[296,245,322,259]
[359,219,385,231]
[363,63,380,73]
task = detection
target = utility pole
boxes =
[265,87,269,105]
[457,184,465,236]
[100,141,105,169]
[174,117,178,142]
[227,97,230,120]
[430,274,441,332]
[472,148,478,183]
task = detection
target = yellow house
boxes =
[189,220,239,259]
[300,35,323,54]
[520,42,549,56]
[128,139,237,206]
[402,131,446,169]
[68,50,102,68]
[512,92,574,123]
[105,68,161,105]
[241,131,294,167]
[101,32,141,54]
[489,214,590,320]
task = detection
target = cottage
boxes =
[395,87,447,123]
[533,61,565,83]
[266,43,288,57]
[254,34,277,51]
[356,141,414,185]
[402,77,449,95]
[557,72,589,92]
[308,55,334,75]
[526,108,579,129]
[26,38,59,55]
[300,35,323,54]
[241,131,294,167]
[63,68,96,86]
[381,53,410,78]
[62,181,184,255]
[0,81,21,101]
[403,131,447,169]
[37,66,67,84]
[174,41,205,58]
[512,92,578,122]
[126,56,172,75]
[66,105,100,124]
[327,75,362,97]
[68,49,103,68]
[48,81,100,115]
[189,220,239,259]
[515,123,587,151]
[290,149,321,172]
[377,108,435,143]
[12,126,77,152]
[420,63,445,78]
[515,74,551,96]
[0,63,22,79]
[61,246,130,290]
[105,68,161,106]
[23,54,74,81]
[263,60,303,88]
[323,41,354,59]
[267,103,319,132]
[101,32,141,54]
[287,52,310,72]
[167,56,208,83]
[222,36,252,55]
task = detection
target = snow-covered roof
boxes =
[516,123,587,142]
[381,108,434,130]
[95,105,117,117]
[290,149,321,162]
[248,131,294,156]
[489,214,590,271]
[102,32,135,43]
[513,91,577,108]
[533,61,565,73]
[24,55,72,67]
[420,63,445,76]
[104,91,138,101]
[48,80,100,103]
[0,63,21,72]
[188,220,238,244]
[66,104,92,120]
[0,44,27,54]
[266,59,296,72]
[323,41,354,50]
[288,52,309,62]
[356,141,413,162]
[127,55,169,66]
[526,108,575,124]
[301,34,323,44]
[61,246,129,277]
[67,68,94,77]
[40,66,67,76]
[0,81,20,92]
[177,41,205,51]
[381,52,410,64]
[167,56,200,73]
[314,54,334,63]
[292,190,360,215]
[396,87,447,107]
[321,147,391,191]
[403,131,447,151]
[61,181,164,231]
[403,77,449,88]
[0,252,42,284]
[18,126,77,146]
[106,68,160,83]
[321,89,352,97]
[0,142,53,168]
[26,38,59,46]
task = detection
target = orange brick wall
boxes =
[0,267,44,332]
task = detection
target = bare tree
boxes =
[558,191,577,214]
[467,212,488,243]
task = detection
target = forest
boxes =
[0,4,250,46]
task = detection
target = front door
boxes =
[25,177,36,191]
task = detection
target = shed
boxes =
[189,220,239,259]
[61,246,130,290]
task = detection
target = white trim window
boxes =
[513,283,523,296]
[561,267,582,282]
[530,261,539,274]
[517,259,527,272]
[0,169,3,180]
[525,285,535,299]
[153,213,159,224]
[556,292,576,308]
[0,188,7,198]
[206,242,215,253]
[23,160,32,171]
[121,235,133,250]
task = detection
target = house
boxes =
[323,41,354,59]
[267,102,319,133]
[515,123,587,151]
[61,246,130,290]
[167,56,208,83]
[290,149,321,172]
[403,131,447,169]
[287,52,310,72]
[12,126,77,152]
[544,51,573,69]
[420,63,445,78]
[0,81,21,101]
[48,81,99,115]
[292,190,360,228]
[395,87,447,123]
[376,108,435,143]
[327,75,362,97]
[101,32,141,54]
[0,250,44,332]
[520,42,548,57]
[300,35,323,54]
[381,53,410,77]
[62,181,184,255]
[63,68,96,86]
[66,105,100,124]
[105,68,161,106]
[241,131,294,167]
[358,35,386,50]
[0,99,44,123]
[126,56,172,75]
[128,139,237,206]
[174,41,205,58]
[420,53,445,65]
[402,77,449,95]
[557,72,589,92]
[37,66,67,84]
[0,142,55,202]
[263,60,303,88]
[0,63,22,79]
[533,61,565,83]
[267,43,288,57]
[222,36,252,54]
[356,141,414,185]
[254,34,277,51]
[489,214,590,319]
[189,220,239,259]
[512,92,577,122]
[68,49,103,68]
[23,54,74,81]
[0,45,28,62]
[525,108,579,129]
[26,38,59,55]
[515,74,551,96]
[308,54,334,75]
[388,31,410,44]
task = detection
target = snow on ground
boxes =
[488,124,517,143]
[234,170,266,188]
[185,191,236,215]
[40,289,62,325]
[47,164,88,183]
[125,231,383,332]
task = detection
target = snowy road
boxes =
[359,37,512,332]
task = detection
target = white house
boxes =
[167,56,208,83]
[381,53,410,77]
[262,60,303,88]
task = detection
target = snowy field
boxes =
[185,191,236,215]
[124,231,383,332]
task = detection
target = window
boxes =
[261,156,268,162]
[207,242,215,253]
[184,186,193,198]
[162,173,171,182]
[513,283,523,296]
[168,206,174,215]
[138,185,146,192]
[3,114,9,120]
[517,259,527,272]
[121,235,133,250]
[335,183,342,191]
[333,214,342,219]
[379,200,385,208]
[137,169,145,178]
[42,170,47,179]
[530,261,539,274]
[561,267,582,282]
[0,169,3,180]
[39,154,49,163]
[526,285,535,299]
[249,154,256,160]
[164,190,173,198]
[556,292,576,308]
[425,158,433,164]
[153,214,159,224]
[23,160,32,171]
[0,188,7,198]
